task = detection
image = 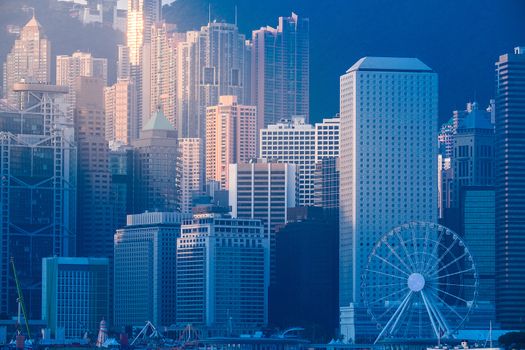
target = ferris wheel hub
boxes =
[407,272,425,292]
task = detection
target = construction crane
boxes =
[10,257,31,339]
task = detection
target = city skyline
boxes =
[0,0,523,346]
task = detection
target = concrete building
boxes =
[251,13,310,127]
[109,143,134,231]
[104,78,137,144]
[176,211,268,335]
[259,117,339,206]
[339,57,438,340]
[206,96,257,189]
[132,108,178,212]
[495,46,525,330]
[228,160,296,282]
[42,257,109,339]
[0,82,75,319]
[114,212,187,328]
[56,52,108,118]
[177,138,201,214]
[117,45,130,80]
[3,15,51,105]
[176,22,250,141]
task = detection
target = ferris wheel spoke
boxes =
[369,287,409,306]
[372,253,410,276]
[439,282,477,289]
[427,284,470,305]
[420,290,440,339]
[395,231,417,271]
[422,289,451,338]
[424,237,459,276]
[375,297,404,322]
[365,281,407,289]
[383,240,413,273]
[423,228,447,273]
[433,291,468,322]
[427,251,469,279]
[374,290,413,344]
[410,227,423,271]
[429,267,475,281]
[365,268,408,281]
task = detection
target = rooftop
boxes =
[347,57,433,73]
[143,108,175,131]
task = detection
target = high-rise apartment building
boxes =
[176,211,268,335]
[339,57,437,340]
[104,78,137,144]
[132,108,178,213]
[117,45,131,80]
[126,0,161,132]
[42,257,109,339]
[143,22,185,127]
[109,143,134,230]
[252,13,309,127]
[57,52,108,118]
[206,96,257,189]
[259,117,339,206]
[3,15,51,105]
[494,46,525,330]
[177,138,201,214]
[0,82,75,318]
[176,22,250,141]
[114,212,187,327]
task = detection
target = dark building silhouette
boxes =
[271,207,338,341]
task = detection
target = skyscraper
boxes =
[339,57,437,340]
[252,13,309,127]
[177,138,201,214]
[42,257,109,339]
[259,117,339,206]
[104,78,137,144]
[126,0,161,131]
[176,22,250,141]
[3,15,51,105]
[229,160,296,282]
[114,212,187,328]
[0,82,75,318]
[314,157,340,216]
[494,46,525,330]
[206,96,257,189]
[74,76,113,261]
[143,22,185,127]
[57,51,108,118]
[132,108,178,213]
[176,210,268,334]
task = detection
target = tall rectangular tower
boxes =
[205,96,257,189]
[339,57,437,339]
[252,13,309,128]
[494,46,525,330]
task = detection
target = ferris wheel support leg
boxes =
[374,291,413,344]
[427,296,451,338]
[421,290,441,339]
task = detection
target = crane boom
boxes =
[10,257,31,339]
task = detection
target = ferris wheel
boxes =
[361,222,479,343]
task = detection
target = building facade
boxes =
[42,257,109,339]
[177,138,201,214]
[228,160,296,282]
[206,96,257,189]
[104,78,137,144]
[494,46,525,330]
[3,15,51,105]
[56,52,108,118]
[177,212,268,335]
[114,212,187,327]
[0,82,75,318]
[132,108,178,213]
[251,13,309,127]
[339,57,438,340]
[313,157,340,216]
[259,117,339,206]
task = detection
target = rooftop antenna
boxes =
[234,5,238,26]
[208,3,211,24]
